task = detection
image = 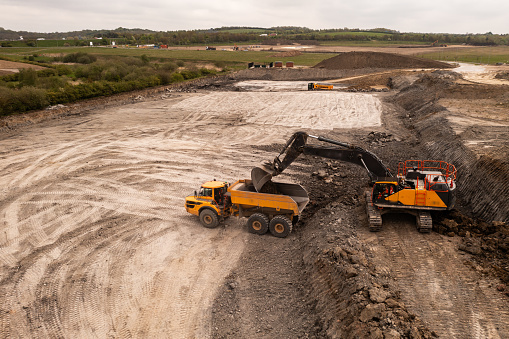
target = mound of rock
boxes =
[314,52,454,70]
[495,71,509,80]
[435,211,509,284]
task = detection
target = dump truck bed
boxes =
[228,179,309,216]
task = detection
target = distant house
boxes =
[37,38,45,40]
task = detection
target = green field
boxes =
[318,40,431,47]
[0,47,333,67]
[1,44,507,117]
[419,46,509,64]
[2,44,507,69]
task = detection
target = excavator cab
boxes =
[372,181,398,204]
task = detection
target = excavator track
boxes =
[416,211,433,233]
[365,190,382,231]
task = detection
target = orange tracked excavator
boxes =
[252,131,457,232]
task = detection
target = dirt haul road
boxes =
[0,83,382,338]
[362,215,509,338]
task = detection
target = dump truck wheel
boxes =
[199,209,219,228]
[247,213,269,235]
[269,215,292,238]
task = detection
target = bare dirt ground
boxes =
[1,54,508,338]
[454,63,509,85]
[0,60,46,76]
[0,85,383,338]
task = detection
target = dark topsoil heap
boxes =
[314,51,454,70]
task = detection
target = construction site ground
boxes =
[1,53,508,338]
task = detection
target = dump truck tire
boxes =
[269,215,292,238]
[247,213,269,235]
[199,209,219,228]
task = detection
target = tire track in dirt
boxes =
[362,214,509,338]
[0,128,255,338]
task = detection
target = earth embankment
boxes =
[314,51,455,70]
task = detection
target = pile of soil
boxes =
[269,50,303,58]
[495,71,509,80]
[314,52,454,70]
[434,211,509,285]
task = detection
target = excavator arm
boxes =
[252,131,392,192]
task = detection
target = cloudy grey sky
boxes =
[1,0,508,34]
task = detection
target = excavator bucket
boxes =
[251,164,274,192]
[252,132,309,192]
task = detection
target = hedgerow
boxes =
[0,87,48,116]
[0,54,219,117]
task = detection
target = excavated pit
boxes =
[296,156,437,338]
[254,70,508,338]
[210,66,508,338]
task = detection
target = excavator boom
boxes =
[252,131,392,192]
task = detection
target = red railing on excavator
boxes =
[397,160,457,182]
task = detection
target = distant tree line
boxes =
[0,26,507,46]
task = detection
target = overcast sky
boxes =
[1,0,508,34]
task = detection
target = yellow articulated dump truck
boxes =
[185,179,309,238]
[308,83,333,90]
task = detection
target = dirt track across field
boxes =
[0,60,46,76]
[1,53,508,338]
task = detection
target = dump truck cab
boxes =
[185,181,231,228]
